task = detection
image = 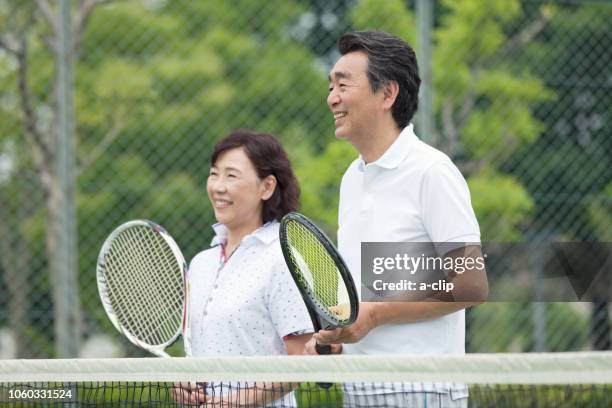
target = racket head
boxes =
[279,212,359,329]
[96,219,187,357]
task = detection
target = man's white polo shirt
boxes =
[338,124,481,357]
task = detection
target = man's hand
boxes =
[303,303,378,354]
[303,335,343,355]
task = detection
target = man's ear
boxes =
[382,81,400,110]
[261,175,277,201]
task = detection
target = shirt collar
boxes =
[357,124,417,171]
[210,220,279,247]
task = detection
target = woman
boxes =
[175,129,312,407]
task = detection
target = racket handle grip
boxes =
[315,343,332,355]
[315,343,333,389]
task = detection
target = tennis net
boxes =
[1,352,611,407]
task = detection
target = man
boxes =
[305,31,488,407]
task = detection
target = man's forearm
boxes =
[370,301,475,326]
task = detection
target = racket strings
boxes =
[130,228,182,339]
[103,226,183,346]
[118,230,169,326]
[106,236,166,344]
[109,230,180,344]
[133,228,183,321]
[108,229,170,342]
[286,221,351,325]
[127,227,183,342]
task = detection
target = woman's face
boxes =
[207,147,274,233]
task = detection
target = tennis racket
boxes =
[279,212,359,387]
[97,219,187,357]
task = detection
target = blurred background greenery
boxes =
[0,0,610,358]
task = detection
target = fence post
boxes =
[416,0,434,145]
[55,0,81,357]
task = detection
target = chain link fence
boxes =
[0,0,610,358]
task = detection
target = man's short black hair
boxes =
[338,30,421,129]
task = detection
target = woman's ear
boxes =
[261,175,277,201]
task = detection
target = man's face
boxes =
[327,51,385,143]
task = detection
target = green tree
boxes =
[293,0,567,355]
[508,2,611,351]
[510,2,612,241]
[0,0,334,357]
[297,0,554,241]
[0,0,110,357]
